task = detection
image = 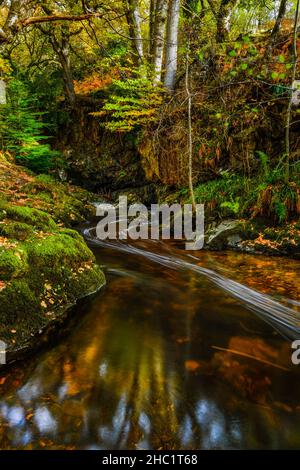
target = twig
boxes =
[185,35,196,213]
[211,346,291,372]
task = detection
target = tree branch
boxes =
[0,12,104,42]
[20,13,103,27]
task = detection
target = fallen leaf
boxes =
[0,281,6,291]
[185,360,201,372]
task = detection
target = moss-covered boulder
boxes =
[0,154,105,363]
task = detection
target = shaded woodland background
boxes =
[0,0,299,224]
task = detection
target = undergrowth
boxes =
[174,165,300,224]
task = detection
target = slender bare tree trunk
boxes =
[271,0,288,39]
[185,37,196,212]
[124,0,144,65]
[0,79,6,105]
[152,0,169,83]
[149,0,157,58]
[132,1,143,63]
[164,0,181,91]
[285,0,300,182]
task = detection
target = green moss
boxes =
[22,177,96,226]
[0,247,28,280]
[35,174,57,184]
[26,233,92,268]
[38,262,105,304]
[52,195,87,225]
[0,203,56,231]
[0,221,34,240]
[0,156,105,356]
[69,264,105,298]
[0,279,41,325]
[35,192,52,203]
[0,233,105,346]
[59,228,85,241]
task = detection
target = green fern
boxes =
[92,77,165,133]
[0,79,60,173]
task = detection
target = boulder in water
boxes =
[205,220,243,250]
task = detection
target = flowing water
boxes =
[1,223,300,450]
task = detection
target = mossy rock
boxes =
[0,221,34,240]
[0,279,41,324]
[22,176,96,226]
[0,155,106,363]
[0,203,56,231]
[0,231,105,354]
[0,247,28,280]
[59,228,84,241]
[26,232,92,268]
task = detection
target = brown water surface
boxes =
[0,229,300,450]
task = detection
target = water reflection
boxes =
[0,238,300,449]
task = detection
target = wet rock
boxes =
[205,220,243,250]
[55,104,147,192]
[112,184,158,206]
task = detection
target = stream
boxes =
[1,222,300,450]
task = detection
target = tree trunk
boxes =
[285,0,300,181]
[152,0,169,83]
[164,0,181,90]
[0,80,6,105]
[271,0,288,39]
[37,7,76,105]
[0,0,22,41]
[207,0,237,43]
[49,30,76,106]
[124,0,144,65]
[216,0,237,43]
[149,0,157,58]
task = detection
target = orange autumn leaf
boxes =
[74,70,120,95]
[185,360,201,372]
